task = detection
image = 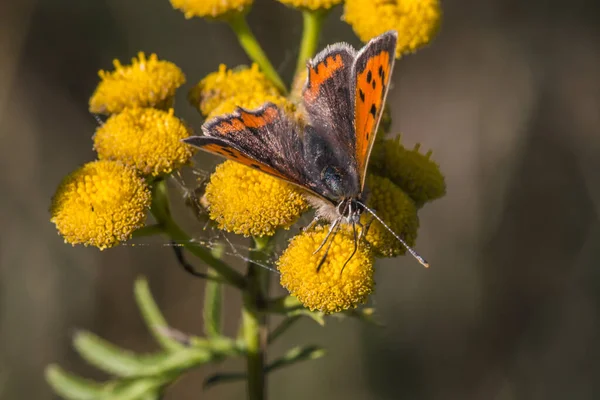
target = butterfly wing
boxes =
[183,103,332,201]
[351,31,397,190]
[302,43,357,160]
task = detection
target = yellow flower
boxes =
[370,136,446,207]
[276,0,342,10]
[89,53,185,115]
[362,174,419,257]
[204,161,307,237]
[189,64,280,116]
[170,0,252,19]
[278,226,375,314]
[344,0,441,57]
[93,108,195,176]
[50,160,151,250]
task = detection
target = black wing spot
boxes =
[378,65,383,77]
[370,104,377,117]
[359,89,365,102]
[366,132,370,140]
[372,80,376,89]
[366,70,372,83]
[250,164,262,170]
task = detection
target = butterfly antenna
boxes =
[356,200,430,268]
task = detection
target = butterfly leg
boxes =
[303,215,321,232]
[315,218,342,272]
[340,219,359,276]
[312,218,340,255]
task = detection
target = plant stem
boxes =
[227,13,287,94]
[242,236,272,400]
[150,179,246,290]
[295,10,327,80]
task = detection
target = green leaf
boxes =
[103,376,171,400]
[45,364,104,400]
[341,307,383,326]
[73,331,149,377]
[203,270,223,338]
[266,296,325,326]
[134,277,183,352]
[266,345,325,373]
[267,316,301,345]
[203,372,246,390]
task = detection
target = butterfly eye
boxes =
[321,166,344,196]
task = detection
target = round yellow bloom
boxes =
[276,0,342,10]
[205,161,307,237]
[344,0,441,57]
[278,226,375,314]
[93,108,195,176]
[362,174,419,257]
[189,64,280,116]
[50,160,151,250]
[170,0,252,19]
[89,53,185,115]
[370,137,446,207]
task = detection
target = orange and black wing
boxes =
[302,43,357,161]
[183,103,330,201]
[351,31,397,190]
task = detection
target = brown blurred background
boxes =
[1,0,600,398]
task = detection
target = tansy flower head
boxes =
[370,136,446,207]
[170,0,252,19]
[189,64,280,116]
[344,0,441,58]
[278,226,374,313]
[89,53,185,115]
[362,174,419,257]
[204,161,307,237]
[93,108,195,176]
[50,160,151,250]
[276,0,342,10]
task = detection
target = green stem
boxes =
[227,13,287,94]
[242,236,272,400]
[295,10,327,80]
[150,180,246,290]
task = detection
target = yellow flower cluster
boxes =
[53,53,191,249]
[369,136,446,207]
[170,0,253,19]
[94,108,195,176]
[50,161,151,250]
[344,0,441,57]
[89,53,185,114]
[189,64,286,117]
[276,0,342,10]
[204,161,307,237]
[278,226,374,313]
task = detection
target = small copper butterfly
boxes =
[184,31,428,268]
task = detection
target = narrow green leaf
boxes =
[45,364,104,400]
[73,331,147,377]
[265,296,325,326]
[203,372,246,390]
[267,316,301,345]
[203,270,222,338]
[341,307,383,326]
[104,377,171,400]
[266,345,325,373]
[134,277,183,352]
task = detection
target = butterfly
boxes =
[184,31,428,268]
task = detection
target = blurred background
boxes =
[1,0,600,398]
